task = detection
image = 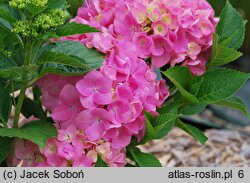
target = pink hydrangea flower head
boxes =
[71,0,217,75]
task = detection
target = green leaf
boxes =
[175,119,208,145]
[179,104,206,116]
[0,120,57,149]
[216,0,245,49]
[0,85,12,126]
[208,34,242,68]
[10,45,24,66]
[0,9,16,24]
[0,26,23,64]
[39,63,90,77]
[46,0,66,10]
[162,67,199,105]
[154,113,178,139]
[26,4,47,16]
[215,96,249,115]
[20,97,46,120]
[0,4,25,21]
[190,75,204,95]
[0,137,12,164]
[219,43,243,60]
[0,65,38,82]
[128,147,162,167]
[157,97,182,114]
[0,19,23,56]
[55,22,99,37]
[59,41,104,68]
[194,69,250,104]
[95,154,109,167]
[39,41,104,69]
[0,79,23,94]
[0,17,12,30]
[37,51,92,69]
[67,0,84,17]
[0,53,18,69]
[139,111,156,144]
[0,0,9,3]
[40,32,59,40]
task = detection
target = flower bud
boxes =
[12,20,38,37]
[1,50,12,57]
[34,9,67,30]
[9,0,48,9]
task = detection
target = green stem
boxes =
[11,81,17,108]
[13,84,27,128]
[12,38,43,128]
[30,40,43,65]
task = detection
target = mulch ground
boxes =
[141,128,250,167]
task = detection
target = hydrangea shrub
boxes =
[0,0,249,167]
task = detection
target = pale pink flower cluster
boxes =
[69,0,218,75]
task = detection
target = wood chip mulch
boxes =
[141,128,250,167]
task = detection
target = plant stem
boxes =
[30,40,43,65]
[12,37,35,128]
[13,84,27,128]
[11,81,17,108]
[12,37,41,128]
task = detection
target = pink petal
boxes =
[80,95,96,109]
[152,35,172,56]
[187,42,201,58]
[85,122,105,141]
[93,92,113,105]
[51,104,72,122]
[152,21,168,36]
[76,110,96,130]
[76,71,103,96]
[151,52,171,68]
[173,28,188,53]
[59,84,79,104]
[47,154,64,167]
[111,128,132,149]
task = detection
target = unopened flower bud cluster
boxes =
[12,9,66,37]
[9,0,48,9]
[34,10,66,30]
[0,50,12,57]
